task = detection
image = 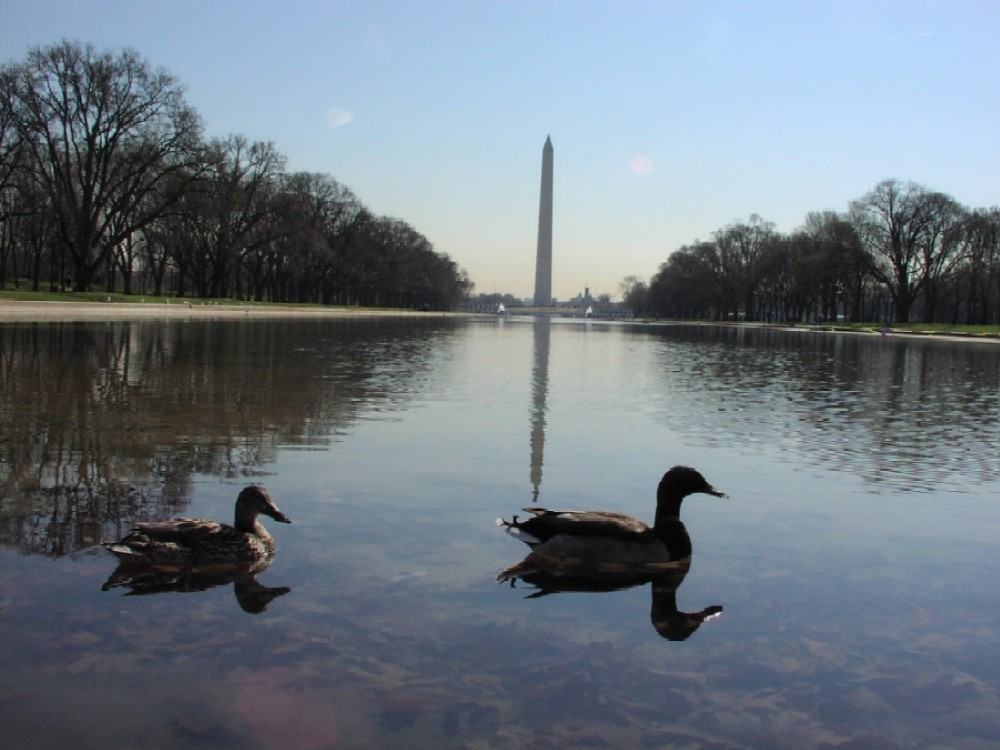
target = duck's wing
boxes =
[517,508,652,542]
[106,519,247,560]
[104,517,267,566]
[127,518,236,545]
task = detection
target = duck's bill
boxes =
[706,487,728,498]
[271,511,292,524]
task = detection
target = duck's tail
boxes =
[101,541,146,562]
[496,516,541,545]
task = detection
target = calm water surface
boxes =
[1,316,999,749]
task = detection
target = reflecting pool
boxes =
[1,316,999,749]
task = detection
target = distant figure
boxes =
[585,305,593,318]
[497,302,506,315]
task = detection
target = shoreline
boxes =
[0,300,455,321]
[1,301,997,343]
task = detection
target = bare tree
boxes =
[799,211,867,321]
[197,135,285,298]
[0,69,30,285]
[619,275,648,314]
[648,241,722,319]
[849,180,964,323]
[4,41,205,290]
[917,193,966,323]
[713,214,776,319]
[0,69,25,205]
[274,172,363,303]
[953,208,1000,324]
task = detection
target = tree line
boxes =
[622,182,1000,325]
[0,41,473,309]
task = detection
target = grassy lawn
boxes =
[0,288,434,314]
[0,288,358,309]
[1,289,285,306]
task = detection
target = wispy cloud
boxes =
[325,106,355,128]
[630,155,653,175]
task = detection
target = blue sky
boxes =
[3,1,998,300]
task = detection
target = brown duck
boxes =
[103,485,291,566]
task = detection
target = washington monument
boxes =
[533,136,554,306]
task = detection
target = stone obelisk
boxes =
[533,136,554,307]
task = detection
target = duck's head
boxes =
[655,466,726,519]
[237,485,292,525]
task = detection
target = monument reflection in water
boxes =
[529,317,550,501]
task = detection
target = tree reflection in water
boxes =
[0,317,458,558]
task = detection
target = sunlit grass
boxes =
[1,288,285,306]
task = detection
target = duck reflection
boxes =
[498,557,721,642]
[102,559,291,614]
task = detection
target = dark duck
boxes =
[497,466,725,572]
[103,485,291,566]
